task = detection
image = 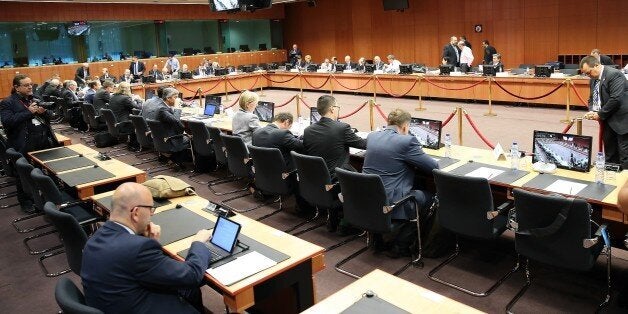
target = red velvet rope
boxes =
[463,113,495,149]
[223,94,242,109]
[331,75,373,91]
[570,81,588,105]
[374,103,388,122]
[423,76,487,91]
[598,120,604,153]
[561,120,574,134]
[302,75,331,89]
[300,97,313,109]
[441,111,456,127]
[226,75,261,92]
[262,73,299,83]
[492,79,564,100]
[274,95,297,108]
[201,79,223,94]
[375,77,419,97]
[176,83,198,93]
[338,101,368,119]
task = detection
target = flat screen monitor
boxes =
[335,64,345,72]
[399,64,413,75]
[440,64,454,75]
[383,0,409,11]
[144,89,156,100]
[365,64,374,73]
[254,101,274,123]
[306,64,318,72]
[179,72,193,79]
[310,107,321,125]
[409,117,442,150]
[532,130,593,172]
[535,65,552,78]
[205,95,221,114]
[210,0,239,12]
[284,63,293,71]
[202,103,217,117]
[210,216,241,253]
[483,64,497,76]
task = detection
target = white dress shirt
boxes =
[460,46,474,66]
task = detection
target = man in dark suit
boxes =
[81,182,212,314]
[591,49,614,66]
[362,109,439,256]
[149,64,164,80]
[581,56,628,168]
[344,55,356,71]
[288,44,302,66]
[492,53,504,73]
[155,87,191,164]
[41,78,61,99]
[84,80,100,105]
[129,56,146,79]
[252,112,304,171]
[119,69,136,84]
[141,86,166,121]
[74,63,90,88]
[59,80,79,104]
[373,56,385,71]
[99,67,117,84]
[482,40,497,65]
[303,95,366,178]
[93,80,115,112]
[442,36,460,67]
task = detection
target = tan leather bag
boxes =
[142,175,196,199]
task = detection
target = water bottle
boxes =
[444,133,452,158]
[595,152,605,184]
[525,67,530,76]
[510,142,519,170]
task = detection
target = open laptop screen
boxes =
[205,95,221,114]
[254,101,274,123]
[532,130,592,172]
[409,117,442,150]
[210,216,241,253]
[310,107,321,125]
[203,103,217,116]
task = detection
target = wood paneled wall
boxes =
[283,0,628,68]
[0,1,284,21]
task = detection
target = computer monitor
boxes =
[210,0,239,11]
[239,45,250,52]
[409,117,442,150]
[399,64,413,75]
[483,64,497,76]
[334,64,345,72]
[284,63,293,71]
[254,101,274,122]
[306,64,318,72]
[364,64,374,73]
[144,89,156,100]
[535,65,552,78]
[142,76,156,83]
[258,43,267,51]
[214,68,228,76]
[532,130,593,172]
[179,72,193,79]
[202,103,217,117]
[310,107,321,125]
[205,95,221,114]
[439,64,454,75]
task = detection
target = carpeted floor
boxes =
[0,89,626,313]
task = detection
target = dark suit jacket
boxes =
[99,74,117,84]
[93,89,111,112]
[374,61,386,71]
[129,61,146,76]
[252,124,304,171]
[344,62,357,70]
[600,54,614,66]
[303,117,366,177]
[156,105,190,151]
[362,128,439,219]
[289,48,303,64]
[84,89,97,104]
[119,74,137,84]
[81,221,211,314]
[75,67,90,85]
[589,66,628,135]
[42,84,60,99]
[60,88,79,104]
[0,93,53,154]
[109,94,140,123]
[442,44,460,66]
[149,69,164,80]
[483,45,497,64]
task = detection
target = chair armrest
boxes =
[583,224,608,249]
[115,120,133,128]
[383,195,416,214]
[163,133,190,143]
[487,201,512,220]
[281,169,297,180]
[58,200,91,210]
[324,182,338,192]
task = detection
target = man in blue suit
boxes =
[81,182,212,313]
[363,109,439,256]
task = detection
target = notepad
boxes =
[545,179,587,195]
[465,167,504,180]
[206,251,277,286]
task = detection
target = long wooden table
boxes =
[302,269,483,314]
[90,193,325,313]
[28,144,146,199]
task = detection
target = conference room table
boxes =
[54,132,71,146]
[89,192,325,313]
[27,144,146,199]
[302,269,483,314]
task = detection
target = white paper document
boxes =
[349,147,365,156]
[544,179,587,195]
[465,167,504,180]
[206,251,277,286]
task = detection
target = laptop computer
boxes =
[195,103,217,119]
[254,101,275,122]
[310,107,321,124]
[532,130,592,172]
[205,216,243,264]
[409,117,442,150]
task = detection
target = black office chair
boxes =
[100,109,133,153]
[145,119,192,174]
[205,126,235,185]
[0,143,19,206]
[210,134,251,199]
[506,189,611,312]
[186,120,216,184]
[11,153,50,233]
[334,168,422,279]
[428,169,518,297]
[55,277,104,314]
[82,103,106,132]
[128,114,159,166]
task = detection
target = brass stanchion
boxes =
[369,100,375,131]
[299,73,304,99]
[329,74,334,96]
[198,88,203,107]
[576,117,583,135]
[561,79,572,123]
[224,78,230,101]
[457,107,464,145]
[372,75,377,103]
[296,94,301,118]
[484,77,497,116]
[415,75,426,111]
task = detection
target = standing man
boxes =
[166,54,180,74]
[289,44,302,66]
[460,35,472,50]
[75,62,90,88]
[129,56,146,80]
[482,40,497,65]
[591,49,614,66]
[442,36,460,67]
[458,41,474,73]
[580,55,628,168]
[81,182,212,313]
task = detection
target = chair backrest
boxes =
[336,168,392,234]
[249,145,291,196]
[291,151,338,209]
[31,168,65,205]
[55,277,104,314]
[513,188,597,271]
[432,169,499,239]
[44,202,88,275]
[129,114,153,149]
[79,102,91,125]
[208,126,227,165]
[82,103,102,129]
[5,148,23,179]
[146,119,177,153]
[16,157,43,208]
[187,120,214,157]
[220,134,250,178]
[100,109,120,137]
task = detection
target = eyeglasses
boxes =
[133,204,157,214]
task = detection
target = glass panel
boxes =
[226,20,272,52]
[164,20,219,56]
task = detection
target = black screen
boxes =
[532,130,593,172]
[383,0,409,11]
[483,64,497,76]
[254,101,274,122]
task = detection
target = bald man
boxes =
[81,183,212,313]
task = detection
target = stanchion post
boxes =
[576,117,583,135]
[369,100,375,131]
[415,75,426,111]
[372,74,377,103]
[484,77,497,116]
[296,94,301,118]
[560,79,572,123]
[259,76,266,97]
[299,73,304,99]
[329,74,334,96]
[457,107,464,145]
[224,77,230,101]
[198,88,203,108]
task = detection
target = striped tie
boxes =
[592,79,601,111]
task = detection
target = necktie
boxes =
[454,45,460,62]
[592,79,601,111]
[135,63,138,75]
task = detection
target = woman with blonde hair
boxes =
[231,90,261,145]
[109,81,142,149]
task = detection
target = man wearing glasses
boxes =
[81,182,213,313]
[580,56,628,169]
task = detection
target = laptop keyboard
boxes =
[205,243,225,263]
